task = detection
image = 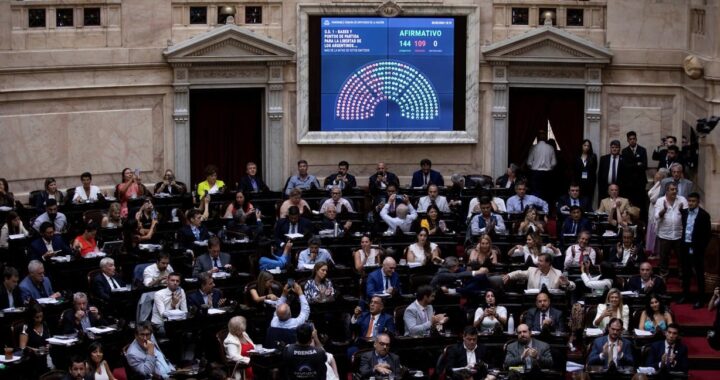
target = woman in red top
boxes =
[116,168,147,218]
[73,222,98,257]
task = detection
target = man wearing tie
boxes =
[446,326,488,379]
[404,285,448,337]
[621,131,649,215]
[239,161,270,193]
[556,183,591,216]
[524,292,564,333]
[348,296,396,358]
[178,209,210,249]
[366,257,402,298]
[469,196,507,236]
[680,192,711,308]
[597,140,626,200]
[504,323,553,369]
[560,206,592,237]
[587,318,634,368]
[91,257,126,303]
[188,272,224,310]
[645,323,688,373]
[273,206,313,248]
[505,181,549,214]
[411,158,444,188]
[192,236,232,277]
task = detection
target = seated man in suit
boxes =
[60,292,106,336]
[358,333,402,379]
[404,285,448,337]
[431,256,490,297]
[351,295,396,339]
[411,158,444,188]
[296,237,334,270]
[324,160,357,190]
[126,322,175,379]
[91,257,127,303]
[626,262,667,295]
[366,257,402,298]
[188,272,225,310]
[274,206,313,248]
[0,266,22,309]
[596,183,630,215]
[503,253,576,292]
[446,326,488,379]
[239,161,270,193]
[178,209,210,249]
[588,318,634,368]
[559,206,592,237]
[19,260,61,303]
[151,272,187,334]
[154,169,187,195]
[468,196,507,236]
[504,323,553,370]
[608,228,645,267]
[368,162,400,200]
[646,323,688,373]
[417,184,452,213]
[524,291,564,333]
[29,221,72,262]
[557,182,591,216]
[192,236,232,277]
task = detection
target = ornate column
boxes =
[172,64,191,184]
[265,62,286,190]
[585,65,602,153]
[491,63,509,177]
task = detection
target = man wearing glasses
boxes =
[358,333,402,379]
[319,186,354,214]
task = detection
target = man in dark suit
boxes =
[597,140,626,198]
[657,145,684,170]
[188,272,225,309]
[504,323,553,369]
[411,158,444,188]
[239,161,270,193]
[621,131,649,215]
[524,292,564,333]
[587,318,634,368]
[178,209,210,249]
[91,257,127,303]
[192,236,232,277]
[324,160,357,190]
[559,206,593,237]
[29,222,72,261]
[0,266,22,309]
[60,291,106,335]
[645,323,689,373]
[351,295,396,339]
[556,183,591,215]
[626,262,666,295]
[368,162,400,199]
[495,163,520,189]
[273,206,313,248]
[366,257,401,298]
[446,326,488,380]
[681,192,712,308]
[358,333,403,379]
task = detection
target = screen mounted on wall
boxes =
[310,16,465,132]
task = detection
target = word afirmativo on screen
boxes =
[320,17,455,132]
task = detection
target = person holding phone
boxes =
[593,288,629,330]
[271,282,310,329]
[151,272,187,336]
[154,169,186,195]
[117,167,147,218]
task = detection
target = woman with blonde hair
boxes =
[223,315,255,379]
[593,288,630,330]
[467,234,499,270]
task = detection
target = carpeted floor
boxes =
[689,370,720,380]
[672,303,715,326]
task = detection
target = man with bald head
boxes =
[271,282,310,329]
[380,196,417,235]
[626,262,666,295]
[366,257,402,298]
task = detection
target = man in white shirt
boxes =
[72,172,102,203]
[563,231,597,270]
[319,186,354,214]
[142,252,174,287]
[417,184,451,213]
[271,282,310,329]
[526,130,556,201]
[151,272,187,334]
[503,253,576,291]
[654,182,688,277]
[379,196,417,235]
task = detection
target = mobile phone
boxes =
[287,278,295,288]
[134,168,140,177]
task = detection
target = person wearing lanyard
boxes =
[680,192,711,308]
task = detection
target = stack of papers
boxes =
[84,251,106,259]
[248,347,275,354]
[634,329,653,336]
[139,244,163,251]
[111,286,131,293]
[207,308,226,315]
[567,362,584,372]
[267,268,282,274]
[2,307,22,313]
[637,367,656,374]
[36,297,59,305]
[48,336,79,346]
[621,291,637,296]
[284,233,304,239]
[51,255,72,262]
[524,289,540,295]
[87,326,116,334]
[407,262,422,268]
[0,206,12,212]
[585,328,604,336]
[0,356,21,363]
[9,233,26,240]
[212,272,231,279]
[194,240,208,246]
[164,310,187,321]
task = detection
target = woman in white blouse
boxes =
[0,211,29,248]
[473,289,508,332]
[508,232,559,265]
[353,234,382,272]
[223,316,255,379]
[593,288,630,330]
[580,261,620,293]
[405,227,441,265]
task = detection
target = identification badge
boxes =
[581,171,588,179]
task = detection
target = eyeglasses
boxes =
[377,341,390,346]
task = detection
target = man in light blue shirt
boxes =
[296,237,334,270]
[284,159,321,195]
[271,282,310,329]
[126,322,175,379]
[506,181,549,214]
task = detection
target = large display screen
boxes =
[318,17,456,132]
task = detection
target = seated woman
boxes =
[197,164,226,199]
[473,289,508,332]
[73,222,99,257]
[353,234,382,272]
[224,191,262,238]
[154,169,186,195]
[304,261,336,304]
[223,316,254,380]
[35,177,65,211]
[580,261,622,293]
[278,188,311,218]
[0,178,15,208]
[116,168,148,218]
[608,228,645,267]
[87,342,117,380]
[249,271,280,304]
[608,205,642,235]
[638,294,673,334]
[467,234,499,271]
[18,304,51,378]
[135,198,160,228]
[122,218,157,254]
[507,232,559,266]
[0,211,29,248]
[593,288,630,329]
[258,240,292,272]
[405,227,441,265]
[415,204,447,235]
[516,207,545,235]
[101,202,123,229]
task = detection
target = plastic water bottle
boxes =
[508,314,515,334]
[333,221,339,237]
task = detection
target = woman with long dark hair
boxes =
[87,341,117,380]
[573,139,598,205]
[405,227,441,265]
[638,294,673,333]
[0,211,29,248]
